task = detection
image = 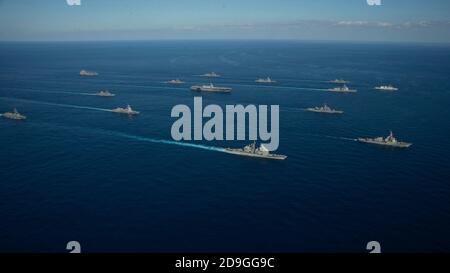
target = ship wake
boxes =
[3,87,102,96]
[227,83,329,92]
[298,133,357,142]
[113,132,226,152]
[321,135,357,142]
[0,97,114,112]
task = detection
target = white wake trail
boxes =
[0,97,114,112]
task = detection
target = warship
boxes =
[79,70,98,77]
[357,131,412,148]
[329,79,349,84]
[305,104,343,114]
[190,83,232,93]
[328,84,357,93]
[111,105,140,115]
[375,85,398,91]
[224,141,287,160]
[166,79,185,84]
[96,90,115,97]
[201,72,221,78]
[1,108,26,120]
[255,77,277,84]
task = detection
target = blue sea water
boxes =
[1,41,450,252]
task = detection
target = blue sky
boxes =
[0,0,449,42]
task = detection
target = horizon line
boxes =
[1,38,449,46]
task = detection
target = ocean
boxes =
[1,40,449,252]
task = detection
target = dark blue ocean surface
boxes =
[1,41,450,252]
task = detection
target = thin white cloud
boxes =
[169,20,449,31]
[336,21,371,26]
[334,20,449,29]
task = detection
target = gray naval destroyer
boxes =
[225,141,287,160]
[79,70,98,77]
[111,105,140,115]
[374,85,398,91]
[357,131,412,148]
[166,79,185,85]
[328,84,357,93]
[96,90,115,97]
[201,72,221,78]
[329,79,349,84]
[255,77,277,84]
[1,108,27,120]
[190,83,232,93]
[305,104,343,114]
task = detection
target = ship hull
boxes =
[357,139,412,148]
[1,114,26,120]
[255,81,277,84]
[111,110,139,115]
[306,110,343,114]
[224,149,287,160]
[80,71,98,77]
[328,90,357,93]
[190,87,232,93]
[375,88,398,91]
[330,81,348,84]
[0,113,27,120]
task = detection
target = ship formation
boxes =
[2,70,412,160]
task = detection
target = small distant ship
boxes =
[190,83,232,93]
[201,72,221,78]
[79,70,98,77]
[96,90,115,97]
[111,105,140,115]
[1,108,26,120]
[166,79,185,85]
[224,141,287,160]
[255,77,277,84]
[375,85,398,91]
[328,84,357,93]
[329,79,349,84]
[305,104,343,114]
[357,131,412,148]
